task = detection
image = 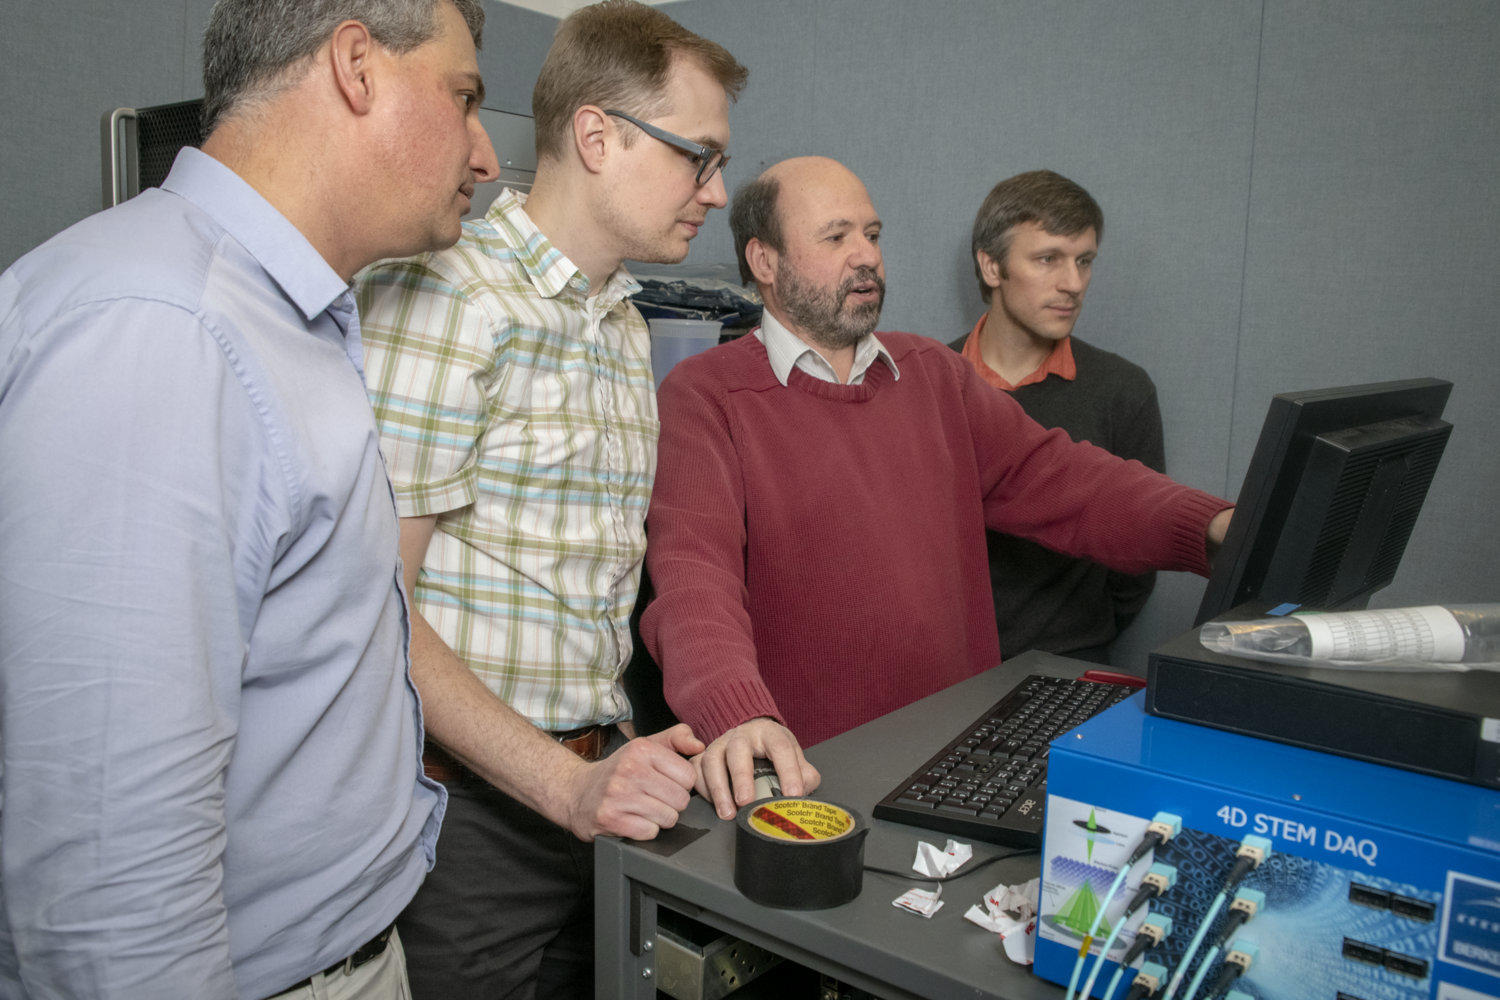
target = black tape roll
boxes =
[733,798,868,909]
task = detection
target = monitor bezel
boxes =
[1194,377,1453,625]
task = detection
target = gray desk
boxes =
[596,650,1090,1000]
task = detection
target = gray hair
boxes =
[202,0,485,135]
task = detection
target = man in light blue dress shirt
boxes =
[0,1,499,997]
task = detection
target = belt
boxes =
[554,724,610,762]
[422,725,612,784]
[276,922,394,995]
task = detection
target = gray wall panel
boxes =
[4,0,1496,672]
[0,0,557,271]
[474,3,557,117]
[1,0,199,271]
[1231,2,1500,618]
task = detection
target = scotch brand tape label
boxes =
[747,799,856,841]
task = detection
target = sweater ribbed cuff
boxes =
[682,676,787,745]
[1173,491,1236,577]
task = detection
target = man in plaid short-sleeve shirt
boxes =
[354,2,748,996]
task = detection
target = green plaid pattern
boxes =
[355,190,656,729]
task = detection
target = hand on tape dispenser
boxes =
[752,758,781,800]
[691,718,822,819]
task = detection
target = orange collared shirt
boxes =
[959,314,1076,391]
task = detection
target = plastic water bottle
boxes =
[1201,604,1500,665]
[1450,605,1500,662]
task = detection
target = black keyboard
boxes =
[871,674,1134,848]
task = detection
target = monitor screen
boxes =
[1195,378,1452,625]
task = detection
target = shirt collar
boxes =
[161,147,350,326]
[754,309,900,386]
[481,188,641,309]
[960,313,1076,391]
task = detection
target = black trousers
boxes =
[397,777,595,1000]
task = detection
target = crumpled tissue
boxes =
[964,877,1039,964]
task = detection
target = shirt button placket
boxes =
[589,299,630,671]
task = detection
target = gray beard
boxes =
[774,266,886,351]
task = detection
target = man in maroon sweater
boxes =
[640,156,1234,819]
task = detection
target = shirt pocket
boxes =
[485,354,590,472]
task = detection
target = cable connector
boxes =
[1148,811,1183,842]
[1126,960,1168,999]
[1229,887,1265,919]
[1204,886,1267,950]
[1223,834,1272,890]
[1127,811,1183,865]
[1224,940,1259,972]
[1205,939,1259,997]
[1138,912,1173,946]
[1142,862,1178,895]
[1119,862,1178,920]
[1116,912,1174,970]
[1236,835,1272,867]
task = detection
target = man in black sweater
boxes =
[950,170,1164,664]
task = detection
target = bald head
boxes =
[730,156,870,284]
[763,155,865,194]
[730,156,886,351]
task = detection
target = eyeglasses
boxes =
[604,110,729,186]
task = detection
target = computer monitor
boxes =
[1194,377,1452,625]
[100,99,204,208]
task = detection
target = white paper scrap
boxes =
[964,877,1040,965]
[912,838,974,877]
[1001,918,1036,965]
[963,903,1009,933]
[893,885,944,918]
[943,839,973,871]
[985,877,1039,921]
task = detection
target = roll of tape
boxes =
[733,797,868,909]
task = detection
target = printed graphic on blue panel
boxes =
[1441,873,1500,981]
[1039,797,1449,999]
[1031,695,1500,1000]
[1146,825,1435,1000]
[1038,804,1151,952]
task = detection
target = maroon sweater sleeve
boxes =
[955,359,1231,577]
[641,358,787,744]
